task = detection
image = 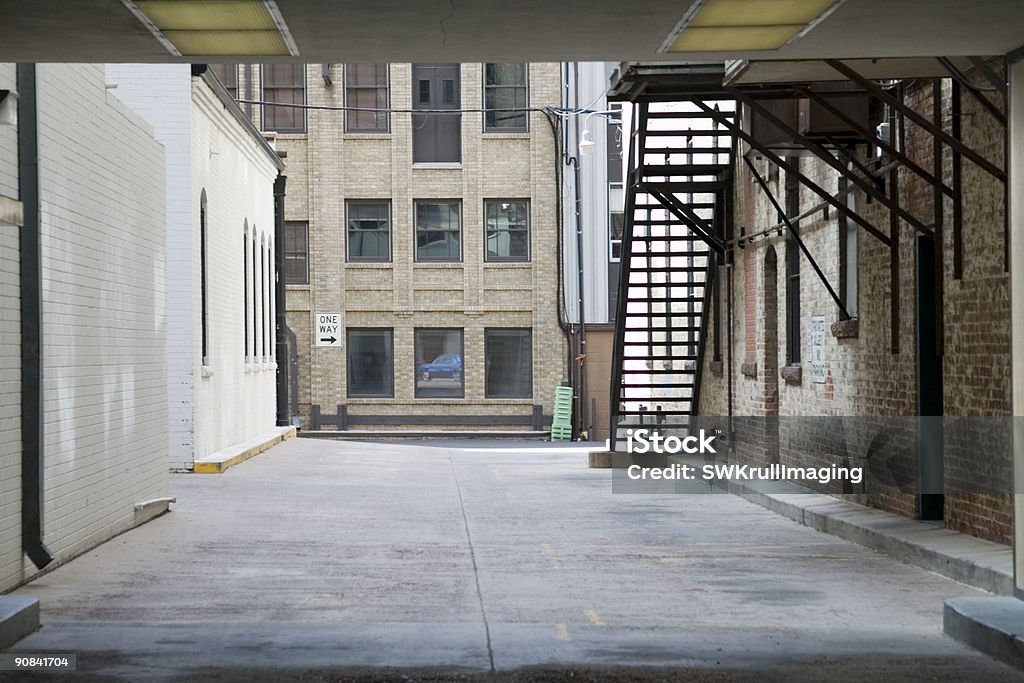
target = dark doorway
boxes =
[412,63,461,163]
[915,235,943,520]
[764,247,780,465]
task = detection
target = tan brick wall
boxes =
[267,63,566,428]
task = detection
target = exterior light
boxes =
[0,90,17,127]
[579,129,596,156]
[121,0,299,56]
[663,0,843,53]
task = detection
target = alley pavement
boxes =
[7,437,1024,682]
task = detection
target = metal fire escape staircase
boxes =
[609,97,734,449]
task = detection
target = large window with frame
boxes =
[485,329,532,398]
[785,158,801,365]
[347,201,391,262]
[261,63,306,133]
[415,329,464,398]
[415,200,461,262]
[484,199,529,262]
[347,329,394,397]
[484,63,528,132]
[284,221,308,284]
[345,63,389,133]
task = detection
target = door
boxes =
[412,64,461,163]
[916,234,944,520]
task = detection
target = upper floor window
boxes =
[484,63,528,132]
[347,201,391,262]
[412,63,461,163]
[284,221,309,284]
[262,64,306,133]
[484,199,529,262]
[345,64,389,133]
[415,200,461,262]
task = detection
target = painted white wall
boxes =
[35,63,167,578]
[106,66,280,467]
[105,64,195,470]
[562,61,616,324]
[190,77,279,459]
[0,63,22,592]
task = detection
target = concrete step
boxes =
[0,596,40,649]
[945,597,1024,671]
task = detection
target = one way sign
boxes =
[315,313,342,347]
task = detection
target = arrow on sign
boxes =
[320,336,337,345]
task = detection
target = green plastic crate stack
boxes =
[550,386,573,441]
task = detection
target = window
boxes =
[347,201,391,262]
[348,329,394,397]
[416,329,464,398]
[200,191,209,366]
[785,158,801,365]
[838,177,858,317]
[415,201,461,262]
[261,64,305,133]
[261,235,267,359]
[243,224,250,359]
[609,183,624,261]
[484,63,528,132]
[209,64,238,99]
[412,64,461,163]
[345,64,389,133]
[485,329,532,398]
[485,200,529,262]
[284,221,309,284]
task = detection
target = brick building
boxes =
[611,61,1012,545]
[215,63,567,431]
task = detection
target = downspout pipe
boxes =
[18,63,54,570]
[273,173,290,427]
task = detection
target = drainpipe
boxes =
[17,64,53,570]
[273,173,290,427]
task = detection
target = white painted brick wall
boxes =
[0,63,22,592]
[189,77,279,459]
[33,63,167,575]
[105,64,195,470]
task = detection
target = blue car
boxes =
[418,353,462,382]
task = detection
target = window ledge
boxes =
[484,262,531,268]
[413,262,463,268]
[412,162,462,170]
[831,318,859,339]
[286,283,310,289]
[781,365,803,385]
[201,365,214,378]
[741,361,757,378]
[710,360,724,375]
[342,133,391,140]
[346,262,393,268]
[481,132,530,139]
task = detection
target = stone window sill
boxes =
[781,365,802,385]
[741,361,757,378]
[832,318,859,339]
[709,360,724,375]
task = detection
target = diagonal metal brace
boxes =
[640,182,727,256]
[826,59,1006,182]
[691,99,895,249]
[729,86,934,237]
[744,156,851,321]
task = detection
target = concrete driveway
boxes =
[7,438,1023,681]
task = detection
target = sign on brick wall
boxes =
[315,313,342,347]
[809,314,826,384]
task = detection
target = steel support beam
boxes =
[692,99,895,249]
[729,86,935,237]
[745,156,851,321]
[938,57,1006,126]
[826,59,1007,182]
[639,182,727,256]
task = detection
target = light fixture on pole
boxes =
[578,128,595,155]
[0,90,18,127]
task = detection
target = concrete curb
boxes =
[945,597,1024,670]
[609,453,1015,596]
[0,596,39,650]
[301,430,550,440]
[194,426,297,474]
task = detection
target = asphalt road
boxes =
[7,438,1022,682]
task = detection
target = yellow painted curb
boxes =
[194,427,297,474]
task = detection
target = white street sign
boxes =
[315,313,342,347]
